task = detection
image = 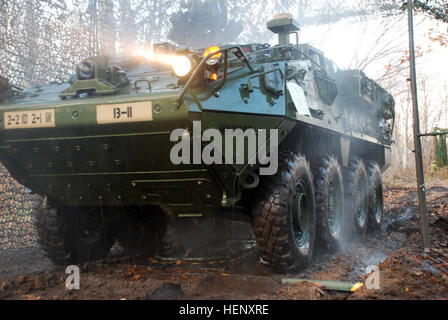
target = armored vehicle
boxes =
[0,14,394,272]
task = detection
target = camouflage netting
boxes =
[0,163,42,251]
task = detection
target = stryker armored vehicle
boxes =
[0,14,394,272]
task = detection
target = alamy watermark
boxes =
[169,121,279,175]
[365,265,380,290]
[65,265,80,290]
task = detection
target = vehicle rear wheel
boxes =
[252,151,316,273]
[116,206,168,257]
[312,155,345,251]
[36,202,114,265]
[343,157,369,237]
[366,161,384,232]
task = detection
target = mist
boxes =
[0,0,447,301]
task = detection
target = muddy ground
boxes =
[0,177,447,300]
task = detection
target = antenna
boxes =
[267,13,300,46]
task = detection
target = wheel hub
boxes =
[374,187,382,222]
[292,184,310,248]
[328,181,341,234]
[75,210,103,244]
[356,187,366,226]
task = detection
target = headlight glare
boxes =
[172,56,192,78]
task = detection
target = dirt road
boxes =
[0,179,447,300]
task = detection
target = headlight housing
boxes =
[172,56,192,78]
[203,46,221,66]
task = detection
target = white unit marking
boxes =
[287,81,312,118]
[4,109,55,129]
[96,101,153,124]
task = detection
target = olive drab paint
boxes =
[0,13,395,270]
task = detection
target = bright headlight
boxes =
[172,56,192,77]
[136,50,193,78]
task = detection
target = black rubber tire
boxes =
[35,204,71,265]
[311,155,345,251]
[117,206,168,257]
[252,151,316,273]
[343,157,369,237]
[366,161,384,232]
[36,204,114,265]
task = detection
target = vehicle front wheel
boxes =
[312,155,345,251]
[36,202,114,265]
[343,157,369,237]
[366,161,384,232]
[252,151,316,273]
